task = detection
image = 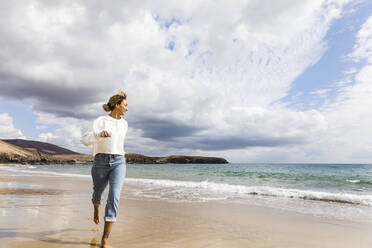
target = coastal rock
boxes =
[125,153,228,164]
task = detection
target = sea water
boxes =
[1,163,372,223]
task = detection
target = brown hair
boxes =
[102,90,127,112]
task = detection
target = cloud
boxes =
[349,15,372,63]
[0,113,26,139]
[131,115,206,141]
[37,123,86,153]
[266,14,372,163]
[319,65,372,162]
[0,0,361,161]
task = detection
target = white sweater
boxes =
[80,115,128,157]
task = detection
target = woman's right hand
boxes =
[100,130,111,137]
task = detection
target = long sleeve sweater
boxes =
[80,115,128,157]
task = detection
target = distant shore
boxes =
[0,139,228,164]
[0,153,228,165]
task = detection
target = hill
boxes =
[2,139,79,155]
[0,139,91,164]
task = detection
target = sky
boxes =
[0,0,372,163]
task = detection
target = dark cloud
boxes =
[131,116,206,141]
[194,136,306,150]
[1,74,97,103]
[167,135,306,151]
[0,73,108,118]
[127,114,308,150]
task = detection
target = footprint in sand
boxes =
[90,228,100,232]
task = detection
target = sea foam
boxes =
[125,178,372,206]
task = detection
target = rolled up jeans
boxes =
[91,153,126,222]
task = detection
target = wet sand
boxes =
[1,170,372,248]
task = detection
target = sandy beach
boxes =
[1,167,372,248]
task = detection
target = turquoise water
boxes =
[11,162,371,193]
[126,163,372,192]
[2,163,372,222]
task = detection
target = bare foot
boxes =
[90,237,99,247]
[94,205,100,224]
[101,238,112,248]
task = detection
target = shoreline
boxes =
[2,163,372,224]
[1,170,372,247]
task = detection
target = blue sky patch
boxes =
[276,1,372,111]
[0,100,60,140]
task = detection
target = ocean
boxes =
[1,162,372,223]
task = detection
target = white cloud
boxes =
[269,14,372,163]
[349,15,372,63]
[318,65,372,162]
[34,111,91,153]
[37,123,86,153]
[1,0,365,162]
[309,89,329,97]
[35,125,47,130]
[0,113,26,139]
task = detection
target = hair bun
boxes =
[118,90,127,98]
[102,103,111,112]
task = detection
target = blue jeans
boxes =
[91,153,126,222]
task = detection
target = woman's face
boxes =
[115,99,128,116]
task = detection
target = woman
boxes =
[80,90,128,248]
